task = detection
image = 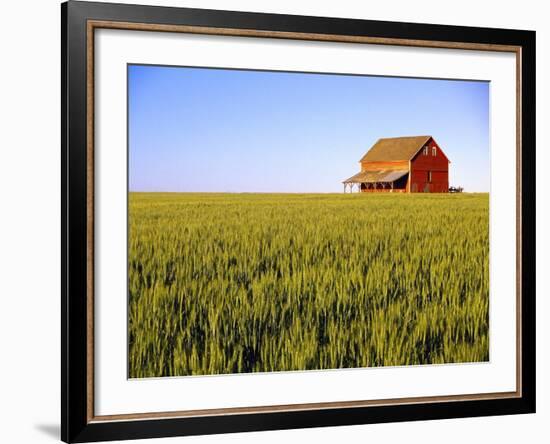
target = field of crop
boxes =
[128,193,489,378]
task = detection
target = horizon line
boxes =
[128,190,490,194]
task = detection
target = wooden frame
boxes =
[62,1,536,442]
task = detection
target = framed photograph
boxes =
[61,1,536,442]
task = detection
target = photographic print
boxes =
[127,64,490,379]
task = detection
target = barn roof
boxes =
[343,169,408,184]
[359,136,432,162]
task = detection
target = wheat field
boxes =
[128,192,489,378]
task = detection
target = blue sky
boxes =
[128,64,489,192]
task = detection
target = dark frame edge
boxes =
[73,398,535,443]
[61,1,68,442]
[520,30,536,414]
[63,1,91,442]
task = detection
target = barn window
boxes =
[423,146,429,155]
[428,171,432,182]
[432,146,437,156]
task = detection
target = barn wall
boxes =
[360,160,408,172]
[409,138,449,193]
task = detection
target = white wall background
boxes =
[0,1,547,443]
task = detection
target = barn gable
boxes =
[409,137,450,164]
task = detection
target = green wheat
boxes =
[128,193,489,378]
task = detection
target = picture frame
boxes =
[61,1,536,442]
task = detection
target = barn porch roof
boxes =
[343,169,408,184]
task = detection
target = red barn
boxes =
[343,136,450,193]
